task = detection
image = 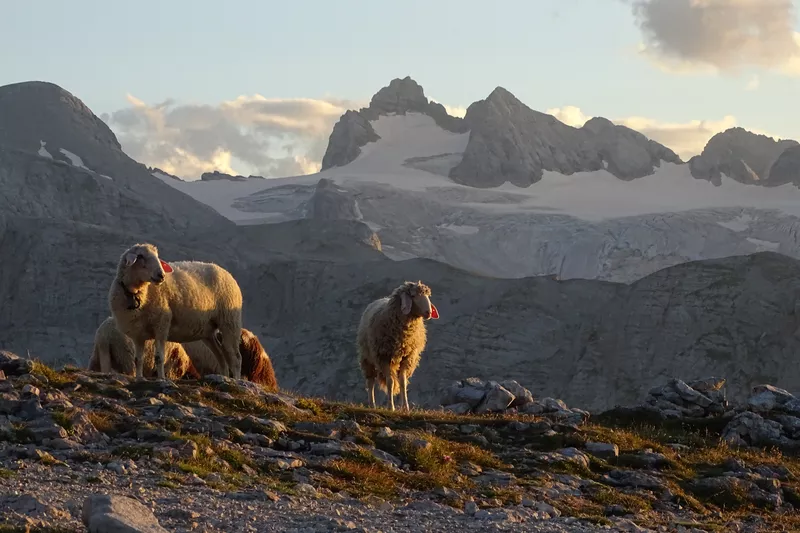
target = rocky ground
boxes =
[1,357,800,532]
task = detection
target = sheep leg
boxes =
[133,341,146,379]
[399,373,410,412]
[201,338,230,377]
[153,337,167,380]
[366,377,376,408]
[387,374,396,411]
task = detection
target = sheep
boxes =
[356,280,439,411]
[88,316,200,380]
[108,243,244,380]
[182,328,279,390]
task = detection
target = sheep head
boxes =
[119,243,173,286]
[394,281,439,320]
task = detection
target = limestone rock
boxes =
[82,494,168,532]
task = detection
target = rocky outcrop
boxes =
[643,377,729,418]
[320,77,467,170]
[450,87,680,187]
[722,385,800,449]
[688,127,798,186]
[441,378,589,425]
[200,170,264,182]
[305,178,362,221]
[320,111,380,170]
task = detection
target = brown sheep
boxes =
[88,316,200,380]
[183,328,278,390]
[356,280,439,411]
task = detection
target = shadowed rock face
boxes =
[449,87,681,188]
[321,111,381,171]
[761,144,800,188]
[688,127,800,186]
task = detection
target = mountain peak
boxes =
[0,80,121,153]
[321,77,467,170]
[485,86,520,105]
[689,127,799,186]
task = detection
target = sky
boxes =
[3,0,800,180]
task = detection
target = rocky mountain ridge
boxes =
[688,127,800,187]
[450,87,681,187]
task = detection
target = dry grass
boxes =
[30,360,72,387]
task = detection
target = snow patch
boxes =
[746,237,780,251]
[151,171,174,181]
[717,214,753,232]
[59,148,88,170]
[439,223,479,235]
[38,141,52,159]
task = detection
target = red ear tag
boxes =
[160,260,173,273]
[430,303,439,319]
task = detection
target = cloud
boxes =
[628,0,800,75]
[105,94,364,180]
[442,104,467,118]
[546,105,771,160]
[545,105,591,127]
[745,74,761,91]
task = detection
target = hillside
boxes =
[1,363,799,532]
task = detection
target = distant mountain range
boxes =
[4,78,800,411]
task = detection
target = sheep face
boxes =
[399,281,439,321]
[121,244,173,285]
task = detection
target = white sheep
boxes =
[356,280,439,411]
[108,243,244,380]
[87,316,199,380]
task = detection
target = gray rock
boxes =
[474,383,515,413]
[82,493,168,532]
[499,380,534,407]
[441,379,488,407]
[748,384,796,412]
[585,441,619,461]
[0,350,34,377]
[722,411,785,447]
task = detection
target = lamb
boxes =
[88,316,200,380]
[109,243,244,380]
[182,328,279,390]
[356,280,439,411]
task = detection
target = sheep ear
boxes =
[124,252,138,266]
[160,259,173,273]
[430,303,439,319]
[400,293,412,315]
